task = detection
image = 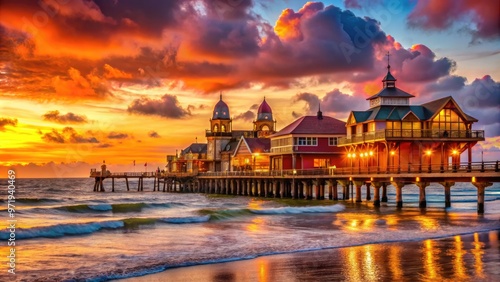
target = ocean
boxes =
[1,178,499,281]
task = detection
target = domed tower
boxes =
[254,97,276,138]
[206,93,233,171]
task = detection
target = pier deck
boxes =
[90,161,500,214]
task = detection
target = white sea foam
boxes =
[250,204,345,214]
[0,220,124,240]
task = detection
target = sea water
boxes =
[0,178,499,281]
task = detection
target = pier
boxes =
[91,161,500,214]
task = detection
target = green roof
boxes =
[349,96,478,123]
[367,87,415,100]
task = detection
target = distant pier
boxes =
[91,161,500,214]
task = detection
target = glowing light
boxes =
[353,153,356,158]
[452,150,458,155]
[348,153,352,158]
[426,150,432,156]
[369,151,373,156]
[390,151,395,156]
[416,177,420,182]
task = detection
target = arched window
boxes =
[213,124,219,132]
[221,124,226,132]
[261,125,270,131]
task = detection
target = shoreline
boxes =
[115,228,500,282]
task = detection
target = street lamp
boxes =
[426,150,432,172]
[451,149,458,172]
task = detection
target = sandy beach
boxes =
[119,229,500,282]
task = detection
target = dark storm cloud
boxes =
[107,132,129,139]
[0,117,18,131]
[234,110,255,121]
[255,3,387,80]
[422,76,467,93]
[407,0,500,42]
[293,89,365,117]
[127,94,191,119]
[43,110,88,124]
[148,131,161,138]
[42,127,99,144]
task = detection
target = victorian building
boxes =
[203,95,277,172]
[269,109,346,171]
[337,63,485,172]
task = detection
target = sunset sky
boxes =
[1,0,499,177]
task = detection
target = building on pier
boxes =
[205,95,277,172]
[232,136,271,171]
[338,63,485,172]
[269,108,346,171]
[167,143,208,173]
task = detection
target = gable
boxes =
[402,111,419,121]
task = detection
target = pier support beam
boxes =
[439,181,455,208]
[472,182,492,214]
[371,182,382,207]
[365,182,371,201]
[381,183,388,202]
[337,180,349,201]
[415,181,430,208]
[391,181,405,209]
[354,181,364,203]
[112,178,115,192]
[331,180,338,201]
[292,180,298,199]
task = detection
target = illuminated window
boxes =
[213,124,219,132]
[314,159,327,168]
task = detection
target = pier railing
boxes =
[90,161,498,178]
[90,171,197,178]
[199,161,499,177]
[338,129,485,146]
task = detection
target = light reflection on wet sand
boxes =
[120,230,500,282]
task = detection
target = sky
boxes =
[0,0,499,177]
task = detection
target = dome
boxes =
[257,97,273,121]
[212,94,230,119]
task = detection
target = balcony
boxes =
[338,129,485,146]
[205,130,233,137]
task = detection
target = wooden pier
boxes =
[91,161,500,214]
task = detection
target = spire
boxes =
[219,91,222,100]
[317,103,323,120]
[383,51,396,88]
[386,51,390,71]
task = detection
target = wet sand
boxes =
[119,229,500,282]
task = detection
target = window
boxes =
[295,137,317,146]
[329,137,338,146]
[221,124,226,132]
[314,159,328,168]
[213,124,219,132]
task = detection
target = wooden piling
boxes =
[354,181,363,203]
[112,178,115,192]
[391,181,404,209]
[125,177,129,191]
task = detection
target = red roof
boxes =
[258,98,272,114]
[271,115,346,137]
[244,138,270,153]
